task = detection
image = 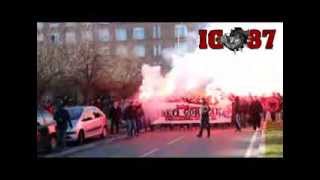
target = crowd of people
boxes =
[38,92,283,148]
[119,102,146,137]
[107,100,150,137]
[231,94,283,132]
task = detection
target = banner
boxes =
[159,102,232,124]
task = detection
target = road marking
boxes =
[167,136,184,145]
[140,148,159,157]
[245,130,258,157]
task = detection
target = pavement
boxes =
[41,124,266,158]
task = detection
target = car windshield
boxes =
[66,107,84,121]
[37,109,55,125]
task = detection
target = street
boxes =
[37,22,283,159]
[45,126,263,158]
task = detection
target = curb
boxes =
[43,128,151,158]
[44,133,128,158]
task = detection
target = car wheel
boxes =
[101,126,107,139]
[78,130,85,145]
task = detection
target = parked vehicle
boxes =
[37,108,57,153]
[65,106,108,144]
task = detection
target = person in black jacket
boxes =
[137,104,146,132]
[134,104,143,135]
[232,96,241,132]
[110,102,121,134]
[250,98,263,131]
[197,100,211,138]
[124,102,136,137]
[132,104,139,136]
[54,100,72,150]
[240,99,247,128]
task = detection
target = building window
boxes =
[65,32,76,44]
[153,24,161,39]
[115,28,127,41]
[115,45,128,56]
[49,23,60,28]
[175,42,188,52]
[153,46,156,56]
[37,23,43,30]
[81,31,93,41]
[175,24,188,38]
[65,22,76,27]
[37,33,44,42]
[134,45,145,57]
[133,27,144,40]
[50,33,60,44]
[153,44,162,56]
[98,29,110,42]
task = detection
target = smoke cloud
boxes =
[137,23,283,121]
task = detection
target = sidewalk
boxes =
[41,126,154,158]
[264,120,283,157]
[258,118,283,157]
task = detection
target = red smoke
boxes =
[135,23,283,121]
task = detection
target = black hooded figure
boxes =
[53,100,72,149]
[197,99,211,138]
[232,96,241,132]
[250,99,263,131]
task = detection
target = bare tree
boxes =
[65,42,104,104]
[37,42,69,102]
[37,23,169,104]
[96,54,144,99]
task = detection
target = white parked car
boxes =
[37,108,57,152]
[65,106,108,144]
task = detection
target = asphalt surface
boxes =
[45,126,262,158]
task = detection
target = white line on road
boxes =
[167,136,184,145]
[140,148,159,157]
[245,130,258,157]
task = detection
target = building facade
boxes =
[37,22,202,66]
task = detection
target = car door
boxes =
[91,108,105,137]
[81,110,95,138]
